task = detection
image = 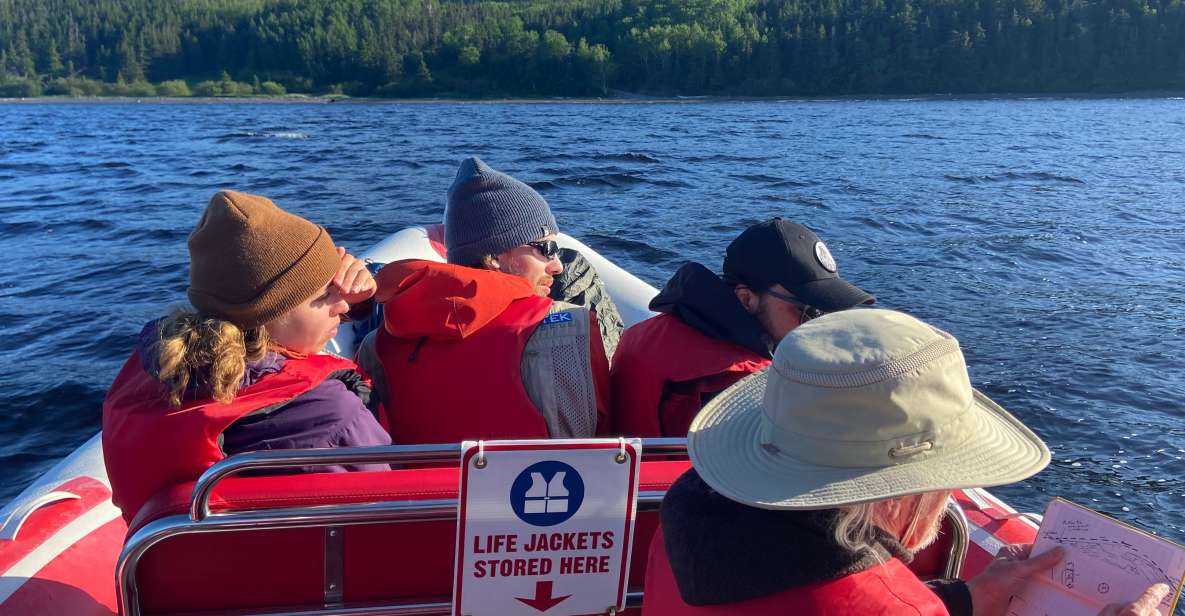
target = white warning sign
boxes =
[452,439,642,616]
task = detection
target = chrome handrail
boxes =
[191,438,689,521]
[118,439,687,616]
[119,495,666,615]
[117,590,642,616]
[119,440,973,615]
[942,496,971,579]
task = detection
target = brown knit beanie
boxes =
[187,190,339,328]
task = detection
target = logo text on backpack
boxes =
[540,312,573,326]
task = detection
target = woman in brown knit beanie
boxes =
[101,190,392,524]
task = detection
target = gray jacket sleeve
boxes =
[549,247,624,364]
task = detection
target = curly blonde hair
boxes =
[152,308,270,407]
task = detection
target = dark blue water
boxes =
[1,100,1183,548]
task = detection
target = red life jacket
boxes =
[101,352,356,523]
[376,294,554,443]
[611,313,771,437]
[642,531,950,616]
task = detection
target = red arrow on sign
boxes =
[515,580,572,612]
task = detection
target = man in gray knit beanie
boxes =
[358,157,614,443]
[445,157,559,269]
[443,157,564,298]
[442,157,625,355]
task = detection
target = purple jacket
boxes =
[137,321,391,473]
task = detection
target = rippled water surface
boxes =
[1,100,1183,548]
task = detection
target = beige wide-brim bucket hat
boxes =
[688,309,1050,510]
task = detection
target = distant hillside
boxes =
[1,0,1183,97]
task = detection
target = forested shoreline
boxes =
[1,0,1183,99]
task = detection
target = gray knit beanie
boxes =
[444,157,559,265]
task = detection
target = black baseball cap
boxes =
[722,218,874,311]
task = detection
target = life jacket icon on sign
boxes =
[524,471,569,514]
[510,461,585,527]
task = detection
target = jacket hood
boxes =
[649,262,770,358]
[661,469,911,606]
[375,259,538,340]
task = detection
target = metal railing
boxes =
[941,497,970,579]
[118,439,683,616]
[189,439,690,522]
[116,438,970,616]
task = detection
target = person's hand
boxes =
[966,543,1064,616]
[1097,583,1171,616]
[332,247,376,304]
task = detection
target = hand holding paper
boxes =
[1097,584,1172,616]
[968,544,1065,616]
[1006,499,1185,616]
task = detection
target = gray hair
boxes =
[832,492,949,558]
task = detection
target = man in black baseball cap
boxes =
[722,218,874,338]
[610,218,873,438]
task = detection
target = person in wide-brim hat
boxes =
[643,308,1059,616]
[689,309,1048,510]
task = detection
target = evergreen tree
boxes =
[1,0,1183,97]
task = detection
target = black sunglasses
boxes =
[525,240,560,260]
[763,289,826,322]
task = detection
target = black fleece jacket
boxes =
[648,262,771,358]
[661,470,972,615]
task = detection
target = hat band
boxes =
[756,393,978,469]
[776,336,961,389]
